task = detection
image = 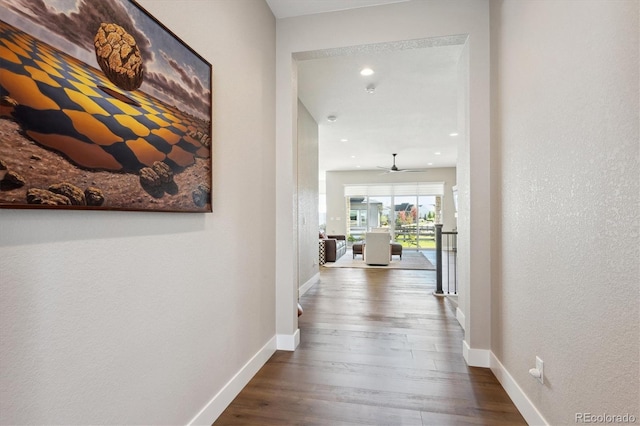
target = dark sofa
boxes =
[321,234,347,262]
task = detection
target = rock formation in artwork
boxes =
[23,183,105,207]
[152,161,174,184]
[94,23,143,91]
[1,96,18,118]
[3,171,26,188]
[85,187,105,206]
[192,183,211,208]
[139,167,161,188]
[48,182,86,206]
[0,159,8,181]
[26,188,72,205]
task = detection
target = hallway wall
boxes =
[490,1,639,423]
[297,100,320,289]
[0,1,276,424]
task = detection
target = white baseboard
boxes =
[188,336,277,425]
[462,340,490,367]
[456,307,465,330]
[490,352,549,426]
[461,343,549,425]
[299,272,319,297]
[276,328,300,351]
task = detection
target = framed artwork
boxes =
[0,0,212,212]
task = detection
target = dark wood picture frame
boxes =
[0,0,213,212]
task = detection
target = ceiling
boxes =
[266,0,410,19]
[267,0,465,179]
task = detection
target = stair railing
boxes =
[435,224,458,295]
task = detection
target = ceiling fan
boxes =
[378,153,428,173]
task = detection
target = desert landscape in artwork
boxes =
[0,0,212,212]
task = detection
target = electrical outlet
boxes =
[535,356,544,384]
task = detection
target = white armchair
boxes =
[364,232,391,265]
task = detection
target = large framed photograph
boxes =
[0,0,212,212]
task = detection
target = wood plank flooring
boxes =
[215,263,526,425]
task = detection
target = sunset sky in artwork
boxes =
[1,0,211,120]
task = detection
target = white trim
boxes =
[456,307,465,330]
[276,328,300,351]
[462,340,490,367]
[490,353,549,426]
[188,336,277,425]
[299,272,319,296]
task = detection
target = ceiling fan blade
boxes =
[377,154,428,173]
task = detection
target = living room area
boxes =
[318,172,457,265]
[317,173,456,273]
[295,36,462,285]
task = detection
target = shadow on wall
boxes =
[0,209,206,247]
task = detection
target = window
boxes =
[344,183,444,249]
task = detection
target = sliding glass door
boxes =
[346,185,443,250]
[393,195,438,249]
[417,195,437,249]
[369,196,392,232]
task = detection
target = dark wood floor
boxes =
[215,265,526,425]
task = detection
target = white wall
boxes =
[456,40,470,331]
[0,1,276,424]
[325,168,457,237]
[275,0,491,356]
[490,0,639,424]
[297,100,319,289]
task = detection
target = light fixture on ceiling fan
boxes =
[377,153,428,173]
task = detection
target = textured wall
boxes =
[297,100,320,288]
[0,1,276,424]
[490,0,639,423]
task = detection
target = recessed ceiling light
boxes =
[360,67,374,76]
[351,155,356,158]
[434,152,441,155]
[340,138,348,142]
[427,162,433,166]
[327,115,337,122]
[449,132,459,137]
[356,165,361,168]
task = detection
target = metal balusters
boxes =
[435,224,444,295]
[435,224,458,295]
